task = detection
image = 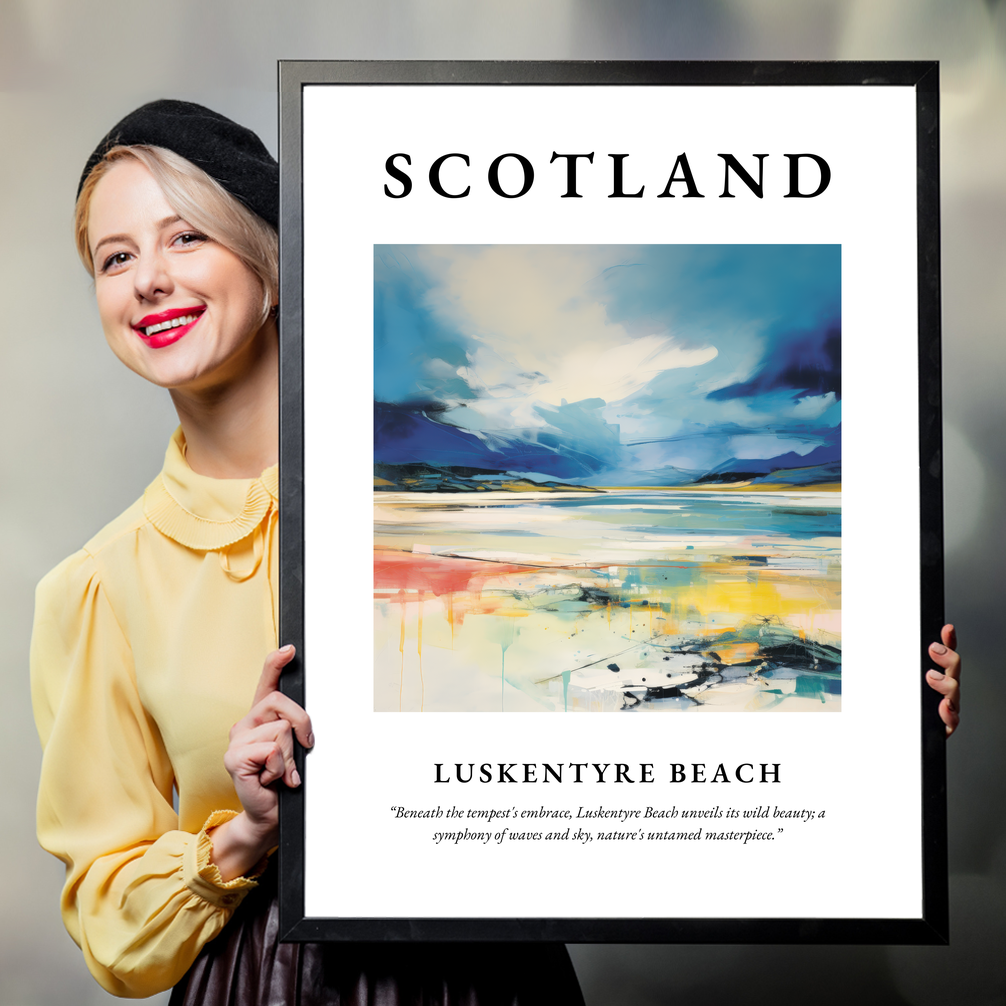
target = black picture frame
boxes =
[277,60,945,944]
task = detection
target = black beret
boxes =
[78,99,278,228]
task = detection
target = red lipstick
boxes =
[133,306,205,349]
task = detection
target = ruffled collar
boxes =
[143,428,278,551]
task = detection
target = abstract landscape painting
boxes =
[374,245,841,713]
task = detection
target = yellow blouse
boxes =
[31,428,279,998]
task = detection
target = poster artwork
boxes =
[286,64,942,941]
[373,244,841,714]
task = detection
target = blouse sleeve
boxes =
[31,549,262,998]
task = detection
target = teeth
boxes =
[142,313,199,337]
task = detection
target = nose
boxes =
[133,247,173,303]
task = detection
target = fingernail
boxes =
[931,643,947,654]
[292,768,301,787]
[280,644,295,654]
[306,732,315,748]
[927,670,944,680]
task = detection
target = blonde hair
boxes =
[75,145,278,322]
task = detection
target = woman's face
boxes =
[87,158,270,393]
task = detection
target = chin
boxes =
[110,322,271,393]
[122,353,217,391]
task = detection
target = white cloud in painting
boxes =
[611,387,839,446]
[426,246,718,414]
[691,323,765,394]
[791,391,837,419]
[423,357,462,380]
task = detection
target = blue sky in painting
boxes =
[375,245,840,484]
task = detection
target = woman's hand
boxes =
[926,624,961,738]
[209,645,314,881]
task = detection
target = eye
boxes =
[172,230,208,249]
[100,251,132,274]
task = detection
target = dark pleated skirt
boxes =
[169,869,584,1006]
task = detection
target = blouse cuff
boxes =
[183,810,269,909]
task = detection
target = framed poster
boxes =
[277,61,946,943]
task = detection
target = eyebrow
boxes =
[91,215,185,258]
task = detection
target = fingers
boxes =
[926,686,960,736]
[225,645,313,805]
[940,697,960,737]
[926,666,960,738]
[926,667,959,705]
[227,720,301,788]
[252,740,288,788]
[928,635,961,682]
[233,689,314,750]
[926,625,961,738]
[941,623,958,653]
[248,720,298,788]
[252,644,297,706]
[244,644,314,750]
[225,739,289,788]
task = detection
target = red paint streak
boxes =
[417,589,424,712]
[398,589,406,712]
[374,549,537,596]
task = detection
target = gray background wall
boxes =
[1,2,1003,1003]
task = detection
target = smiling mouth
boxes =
[135,307,206,338]
[143,313,198,337]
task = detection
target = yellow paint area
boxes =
[704,641,761,665]
[375,553,841,712]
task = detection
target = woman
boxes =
[31,100,586,1003]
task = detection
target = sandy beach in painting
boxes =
[374,487,841,712]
